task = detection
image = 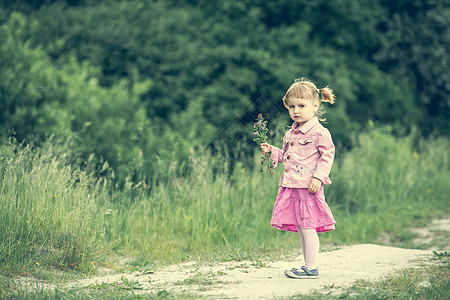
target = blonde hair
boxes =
[282,78,335,121]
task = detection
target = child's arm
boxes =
[312,129,335,185]
[261,143,283,168]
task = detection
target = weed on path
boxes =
[5,244,436,299]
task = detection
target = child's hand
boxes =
[260,143,272,155]
[308,177,322,193]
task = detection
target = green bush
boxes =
[0,13,160,187]
[23,0,417,145]
[3,2,445,190]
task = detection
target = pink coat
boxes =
[270,117,335,188]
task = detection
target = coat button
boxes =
[283,181,287,185]
[285,168,289,172]
[294,130,299,134]
[290,141,294,146]
[287,155,290,159]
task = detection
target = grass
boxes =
[0,127,449,298]
[104,126,449,263]
[0,138,107,276]
[174,270,226,288]
[0,276,178,299]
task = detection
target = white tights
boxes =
[296,226,320,270]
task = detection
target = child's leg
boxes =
[297,226,320,270]
[296,226,307,264]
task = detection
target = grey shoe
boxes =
[284,266,319,279]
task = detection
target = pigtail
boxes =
[318,86,335,104]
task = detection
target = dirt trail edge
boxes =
[65,244,432,299]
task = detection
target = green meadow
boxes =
[1,127,448,280]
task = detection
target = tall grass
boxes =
[1,126,449,276]
[103,154,285,261]
[328,126,448,213]
[104,126,450,262]
[323,126,449,245]
[0,139,106,274]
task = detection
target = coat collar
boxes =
[292,117,319,134]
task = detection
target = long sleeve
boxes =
[312,129,335,184]
[269,146,284,168]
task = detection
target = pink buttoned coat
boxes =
[269,117,335,188]
[269,117,336,233]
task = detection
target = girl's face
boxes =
[287,98,319,127]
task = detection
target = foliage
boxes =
[0,13,163,186]
[0,138,106,274]
[1,2,448,296]
[327,123,449,215]
[374,0,450,134]
[1,1,448,187]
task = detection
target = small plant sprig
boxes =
[253,113,274,174]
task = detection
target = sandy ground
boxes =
[60,244,432,299]
[18,218,449,299]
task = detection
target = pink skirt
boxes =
[271,187,335,233]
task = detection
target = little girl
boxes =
[261,78,336,279]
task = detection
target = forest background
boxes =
[0,0,449,284]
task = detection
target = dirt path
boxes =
[63,244,432,299]
[17,218,449,299]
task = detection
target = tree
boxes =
[374,0,450,134]
[0,13,156,186]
